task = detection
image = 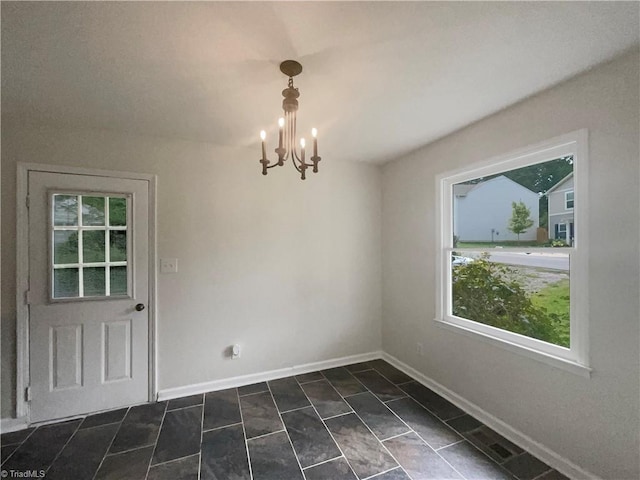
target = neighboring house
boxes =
[453,175,539,242]
[547,172,574,243]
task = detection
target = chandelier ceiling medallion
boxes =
[259,60,320,180]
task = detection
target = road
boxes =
[487,251,569,271]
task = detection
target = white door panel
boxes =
[28,171,150,423]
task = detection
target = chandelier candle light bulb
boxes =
[258,60,322,180]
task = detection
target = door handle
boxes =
[135,303,145,312]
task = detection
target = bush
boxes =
[452,255,567,346]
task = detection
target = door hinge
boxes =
[25,290,32,305]
[25,386,32,402]
[26,196,30,209]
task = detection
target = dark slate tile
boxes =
[325,413,397,479]
[304,457,357,480]
[203,388,241,430]
[353,370,406,402]
[201,424,251,480]
[400,381,463,421]
[2,419,81,473]
[46,423,119,480]
[148,453,200,480]
[240,391,283,439]
[247,430,304,480]
[152,405,202,464]
[466,425,524,463]
[109,401,166,453]
[238,382,269,396]
[439,441,513,480]
[80,407,129,429]
[167,394,203,411]
[301,380,352,419]
[95,445,154,480]
[446,414,484,434]
[281,406,341,468]
[269,377,311,412]
[536,470,570,480]
[322,367,368,396]
[295,372,324,384]
[345,392,410,440]
[0,427,35,446]
[383,431,463,479]
[1,445,19,465]
[503,452,551,480]
[386,398,461,450]
[344,361,374,373]
[369,360,413,384]
[369,468,412,479]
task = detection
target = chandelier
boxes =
[259,60,320,180]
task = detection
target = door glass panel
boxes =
[51,193,130,300]
[82,196,106,226]
[54,231,78,264]
[54,268,79,298]
[110,266,127,295]
[109,197,127,226]
[83,230,106,263]
[110,231,127,262]
[53,195,78,226]
[84,267,106,296]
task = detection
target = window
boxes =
[51,193,130,299]
[565,191,574,209]
[436,131,589,373]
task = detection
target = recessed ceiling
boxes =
[2,2,638,164]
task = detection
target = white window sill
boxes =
[434,318,592,378]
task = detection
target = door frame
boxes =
[16,162,158,422]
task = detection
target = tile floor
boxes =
[0,359,569,480]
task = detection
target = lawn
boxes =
[531,279,570,347]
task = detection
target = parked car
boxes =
[452,255,474,266]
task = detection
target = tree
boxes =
[508,201,534,243]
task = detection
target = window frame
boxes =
[435,130,590,376]
[565,190,574,210]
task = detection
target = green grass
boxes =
[531,279,570,347]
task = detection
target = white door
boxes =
[28,171,150,423]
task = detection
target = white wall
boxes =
[1,124,382,418]
[454,176,539,242]
[382,50,639,479]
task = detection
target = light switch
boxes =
[160,258,178,273]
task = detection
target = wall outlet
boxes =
[160,258,178,273]
[416,342,424,356]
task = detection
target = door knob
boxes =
[135,303,145,312]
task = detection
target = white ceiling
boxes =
[2,2,638,164]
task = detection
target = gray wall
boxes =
[382,51,639,478]
[1,125,383,418]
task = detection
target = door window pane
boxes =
[54,231,78,264]
[109,197,127,226]
[82,196,105,226]
[53,195,78,226]
[110,231,127,262]
[83,230,106,263]
[84,267,106,296]
[54,268,79,298]
[110,266,127,295]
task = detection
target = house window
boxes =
[436,131,589,373]
[565,191,574,209]
[51,193,130,299]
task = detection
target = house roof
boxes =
[546,172,574,194]
[454,175,538,198]
[2,2,638,164]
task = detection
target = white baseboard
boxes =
[157,350,382,402]
[381,352,600,480]
[1,417,29,434]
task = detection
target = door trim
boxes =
[16,162,158,421]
